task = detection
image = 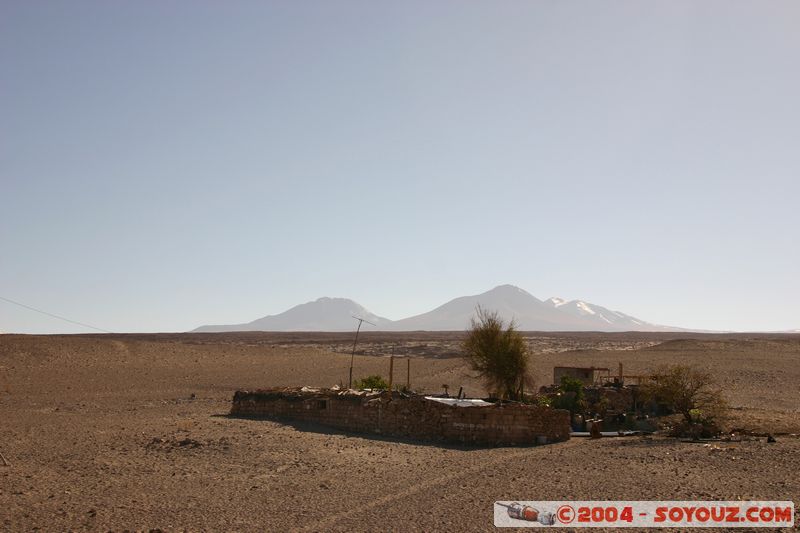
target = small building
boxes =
[553,366,610,386]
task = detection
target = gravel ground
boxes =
[1,333,798,531]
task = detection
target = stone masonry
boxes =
[231,388,571,446]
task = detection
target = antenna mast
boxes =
[348,315,376,389]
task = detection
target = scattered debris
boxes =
[0,451,10,467]
[146,436,230,451]
[571,430,642,438]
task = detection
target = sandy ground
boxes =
[1,332,798,531]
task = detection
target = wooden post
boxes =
[619,362,624,384]
[407,358,411,389]
[388,355,394,392]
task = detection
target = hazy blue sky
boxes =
[2,1,798,333]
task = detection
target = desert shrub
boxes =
[552,376,586,414]
[352,375,389,390]
[641,365,727,437]
[534,395,553,407]
[462,306,531,401]
[590,395,610,418]
[559,375,584,395]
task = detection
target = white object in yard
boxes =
[424,397,493,407]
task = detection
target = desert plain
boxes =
[1,331,798,531]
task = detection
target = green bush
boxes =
[352,375,389,390]
[462,306,531,401]
[553,376,586,414]
[534,395,553,407]
[559,375,584,395]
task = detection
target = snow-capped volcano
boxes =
[388,285,593,331]
[546,297,568,307]
[544,297,656,329]
[194,285,683,332]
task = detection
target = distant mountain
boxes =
[543,297,665,331]
[193,284,681,332]
[193,297,391,332]
[389,285,593,331]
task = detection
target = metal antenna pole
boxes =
[348,316,375,389]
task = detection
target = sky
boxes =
[1,1,799,334]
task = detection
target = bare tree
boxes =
[643,364,727,435]
[462,306,530,401]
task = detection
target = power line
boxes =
[0,295,112,333]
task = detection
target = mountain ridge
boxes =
[193,296,392,332]
[193,285,685,333]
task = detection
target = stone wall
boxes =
[231,388,571,446]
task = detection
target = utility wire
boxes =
[0,295,112,333]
